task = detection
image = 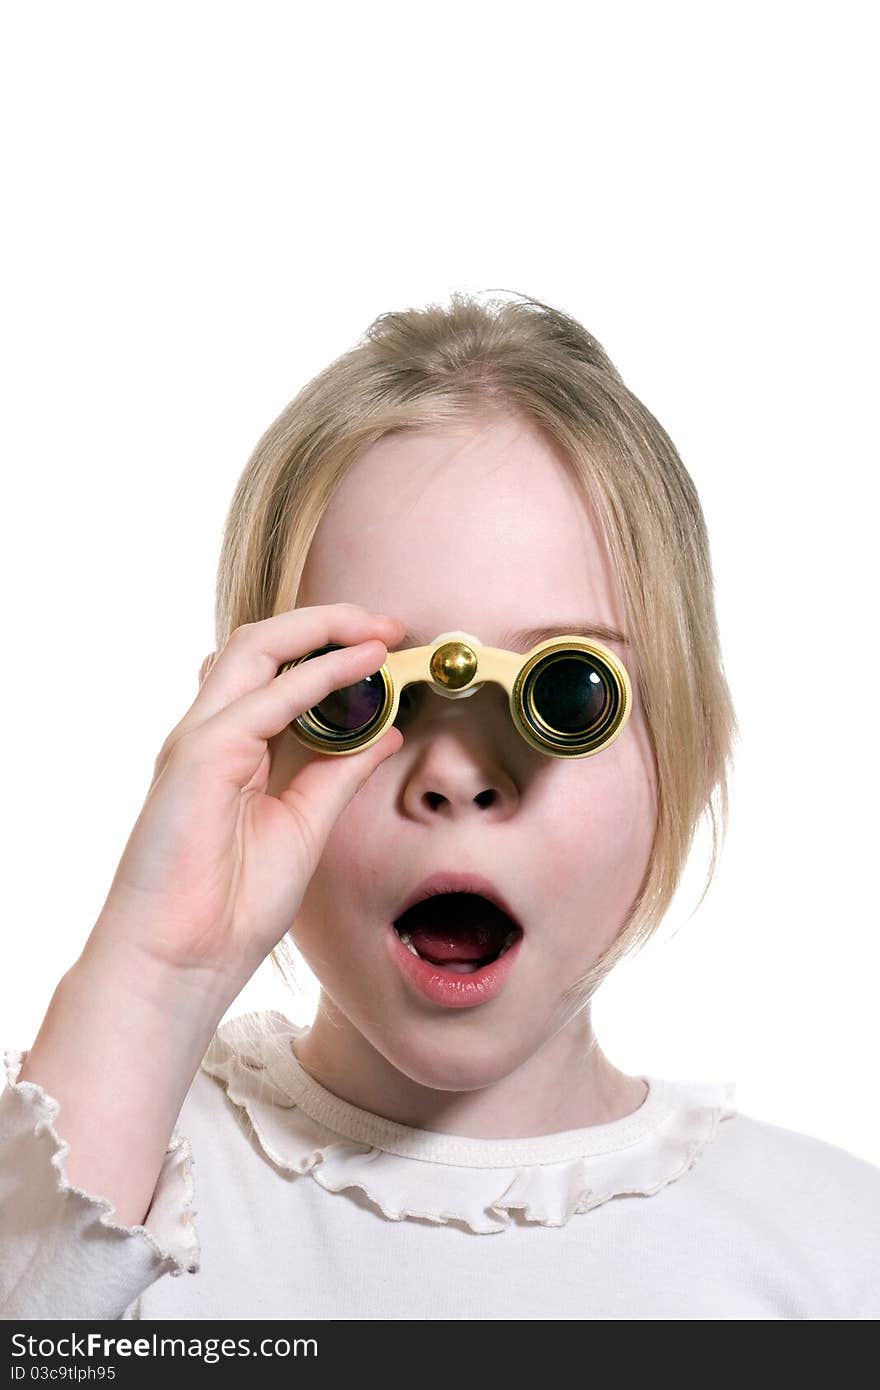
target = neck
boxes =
[290,993,648,1139]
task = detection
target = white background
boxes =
[1,3,877,1164]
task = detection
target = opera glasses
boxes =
[280,631,632,760]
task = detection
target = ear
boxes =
[198,652,218,688]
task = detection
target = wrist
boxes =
[73,927,238,1037]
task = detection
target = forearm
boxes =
[17,933,235,1228]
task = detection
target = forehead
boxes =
[297,413,625,641]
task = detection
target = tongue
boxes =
[400,893,513,963]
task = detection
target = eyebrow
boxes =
[401,622,630,651]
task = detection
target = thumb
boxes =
[276,726,404,844]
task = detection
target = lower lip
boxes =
[385,921,523,1009]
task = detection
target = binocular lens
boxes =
[526,654,609,735]
[300,644,387,735]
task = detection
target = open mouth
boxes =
[393,891,523,975]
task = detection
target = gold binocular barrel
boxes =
[280,631,632,760]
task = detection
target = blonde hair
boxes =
[213,289,739,1017]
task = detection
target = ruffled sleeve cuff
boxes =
[0,1048,199,1321]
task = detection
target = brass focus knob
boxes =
[429,640,478,690]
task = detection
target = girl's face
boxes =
[266,411,658,1089]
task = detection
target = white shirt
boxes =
[2,1009,878,1320]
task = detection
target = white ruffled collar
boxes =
[200,1009,737,1234]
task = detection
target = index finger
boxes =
[192,604,406,726]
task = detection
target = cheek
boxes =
[296,774,392,937]
[536,746,656,941]
[319,793,385,896]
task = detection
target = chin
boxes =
[378,1021,535,1094]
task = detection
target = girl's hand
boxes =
[90,603,405,990]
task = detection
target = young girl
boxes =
[2,291,878,1321]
